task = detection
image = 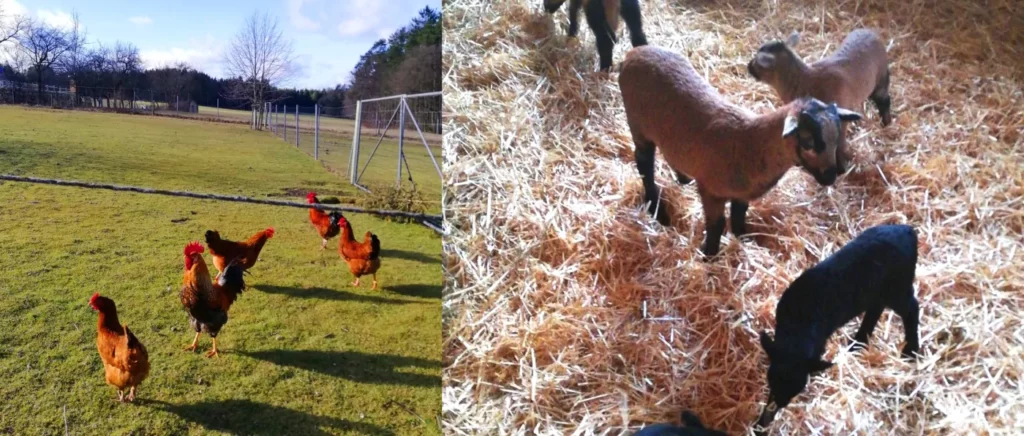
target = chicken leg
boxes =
[321,239,329,250]
[371,274,378,290]
[184,332,201,352]
[352,277,361,287]
[127,386,137,402]
[205,338,220,358]
[117,390,125,402]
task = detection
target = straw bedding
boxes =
[441,0,1024,434]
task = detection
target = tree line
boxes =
[0,5,440,117]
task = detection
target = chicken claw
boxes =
[205,338,220,358]
[183,333,200,352]
[127,387,137,402]
[352,278,360,287]
[117,391,125,402]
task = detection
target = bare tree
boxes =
[17,20,77,101]
[223,11,295,130]
[0,3,27,46]
[109,42,141,109]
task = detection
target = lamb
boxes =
[544,0,647,71]
[747,29,892,173]
[754,224,920,435]
[618,45,863,257]
[633,411,727,436]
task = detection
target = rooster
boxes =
[337,215,382,289]
[180,241,246,358]
[89,293,150,402]
[307,192,343,250]
[204,227,274,280]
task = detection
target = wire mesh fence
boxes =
[0,82,203,114]
[262,92,442,205]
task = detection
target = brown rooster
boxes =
[204,227,274,279]
[337,215,382,289]
[90,293,150,402]
[307,192,343,250]
[181,241,246,358]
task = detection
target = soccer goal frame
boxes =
[349,91,442,193]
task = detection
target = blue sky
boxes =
[0,0,441,88]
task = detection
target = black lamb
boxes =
[755,224,920,434]
[634,411,727,436]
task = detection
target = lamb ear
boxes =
[785,31,801,47]
[759,331,776,357]
[836,107,863,122]
[808,359,833,373]
[782,114,800,138]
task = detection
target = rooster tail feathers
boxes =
[328,212,343,228]
[370,234,381,260]
[218,260,247,293]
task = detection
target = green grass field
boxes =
[0,107,441,435]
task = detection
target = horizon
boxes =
[0,0,441,89]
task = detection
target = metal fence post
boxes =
[284,105,288,142]
[217,98,220,117]
[396,96,406,187]
[175,95,179,112]
[295,105,299,147]
[314,104,320,160]
[351,100,362,184]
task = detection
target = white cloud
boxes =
[287,0,319,31]
[0,0,28,19]
[140,35,226,76]
[335,0,385,37]
[37,9,74,30]
[128,16,152,26]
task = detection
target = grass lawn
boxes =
[0,107,442,435]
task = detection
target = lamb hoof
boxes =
[700,245,720,261]
[649,202,670,226]
[901,346,919,360]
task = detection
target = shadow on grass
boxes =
[147,399,393,435]
[243,350,441,388]
[385,284,441,299]
[255,285,418,305]
[379,249,440,264]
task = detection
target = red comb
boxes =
[265,227,276,238]
[89,292,100,306]
[184,241,204,256]
[307,192,317,203]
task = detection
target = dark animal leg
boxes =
[850,306,884,351]
[870,68,893,126]
[634,139,669,225]
[583,0,615,71]
[730,200,749,237]
[674,170,692,185]
[620,0,648,47]
[892,295,920,358]
[544,0,567,14]
[566,0,581,37]
[698,187,727,259]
